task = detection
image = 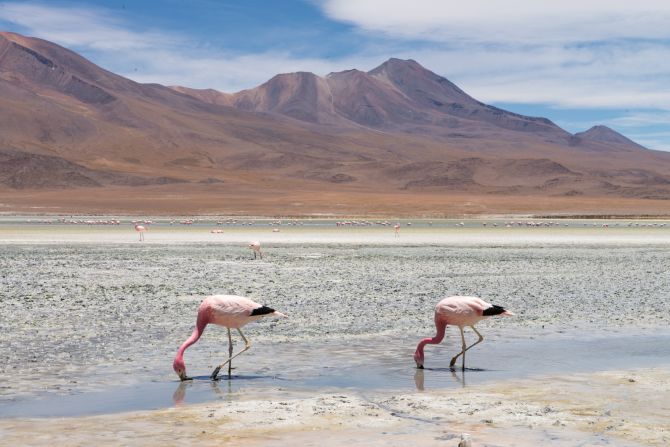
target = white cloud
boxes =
[317,1,670,111]
[320,0,670,44]
[0,2,178,51]
[1,0,670,117]
[0,1,378,92]
[607,113,670,128]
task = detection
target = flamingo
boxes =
[173,295,286,381]
[414,296,513,371]
[249,241,263,259]
[134,224,146,241]
[394,224,400,237]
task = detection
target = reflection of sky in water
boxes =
[1,330,668,417]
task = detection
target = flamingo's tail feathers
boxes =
[483,305,513,316]
[250,306,287,318]
[250,305,275,316]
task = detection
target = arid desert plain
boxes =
[0,218,668,446]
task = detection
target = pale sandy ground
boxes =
[2,224,670,246]
[1,368,668,447]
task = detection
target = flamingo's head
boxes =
[414,349,424,369]
[173,357,188,381]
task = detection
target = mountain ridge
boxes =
[2,31,670,215]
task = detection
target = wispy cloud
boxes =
[625,133,670,152]
[1,1,670,115]
[0,1,375,92]
[0,2,179,51]
[315,1,670,112]
[606,112,670,128]
[320,0,670,44]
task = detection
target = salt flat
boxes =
[0,220,668,445]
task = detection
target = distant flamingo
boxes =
[414,296,513,371]
[173,295,286,381]
[394,224,400,237]
[249,241,263,259]
[134,224,146,241]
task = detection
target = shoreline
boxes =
[1,367,667,446]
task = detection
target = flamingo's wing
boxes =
[435,296,490,317]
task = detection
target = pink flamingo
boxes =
[134,224,146,241]
[414,296,513,371]
[173,295,286,381]
[394,224,400,237]
[249,241,263,259]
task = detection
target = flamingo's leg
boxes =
[211,329,252,380]
[227,328,234,377]
[449,326,468,369]
[259,250,263,260]
[465,326,485,353]
[450,326,484,369]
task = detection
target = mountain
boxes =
[2,31,670,216]
[575,125,647,150]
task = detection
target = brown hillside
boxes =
[2,31,670,215]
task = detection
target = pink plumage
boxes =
[414,296,513,371]
[134,224,146,241]
[173,295,285,381]
[248,241,263,259]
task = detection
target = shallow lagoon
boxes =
[1,221,669,444]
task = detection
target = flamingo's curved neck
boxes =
[176,312,209,360]
[415,319,447,355]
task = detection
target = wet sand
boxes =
[1,368,668,446]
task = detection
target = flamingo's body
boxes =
[414,296,513,371]
[134,224,146,241]
[249,241,263,259]
[173,295,285,380]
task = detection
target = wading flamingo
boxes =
[249,241,263,259]
[173,295,286,381]
[414,296,513,371]
[394,224,400,237]
[134,224,146,241]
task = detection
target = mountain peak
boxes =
[368,58,426,77]
[375,57,421,68]
[268,71,319,81]
[326,68,367,78]
[575,125,646,149]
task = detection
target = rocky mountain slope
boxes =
[1,31,670,214]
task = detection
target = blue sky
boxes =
[1,0,670,151]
